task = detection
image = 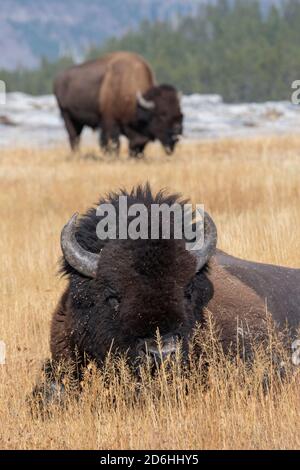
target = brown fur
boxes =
[50,289,73,363]
[50,257,271,365]
[99,52,155,124]
[206,258,268,352]
[54,52,182,156]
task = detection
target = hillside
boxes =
[0,0,281,69]
[1,0,297,101]
[0,0,206,69]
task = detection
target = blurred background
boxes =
[1,0,300,146]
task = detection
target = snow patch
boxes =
[1,92,300,148]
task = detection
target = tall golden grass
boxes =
[1,135,300,449]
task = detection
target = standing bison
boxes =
[54,52,183,157]
[47,184,300,382]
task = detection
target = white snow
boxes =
[1,92,300,148]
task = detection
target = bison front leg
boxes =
[100,121,120,157]
[129,141,146,159]
[110,124,121,156]
[125,128,148,158]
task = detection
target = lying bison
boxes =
[54,52,183,157]
[43,184,300,384]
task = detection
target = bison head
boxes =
[59,185,216,370]
[135,85,183,155]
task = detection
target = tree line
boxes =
[1,0,300,102]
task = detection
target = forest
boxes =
[1,0,300,102]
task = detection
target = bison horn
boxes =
[191,211,217,272]
[61,213,100,278]
[136,91,155,110]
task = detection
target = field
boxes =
[1,135,300,449]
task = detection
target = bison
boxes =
[54,52,183,157]
[44,183,300,383]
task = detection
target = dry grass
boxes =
[1,135,300,449]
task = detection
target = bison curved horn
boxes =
[61,213,100,278]
[136,91,155,110]
[191,211,217,272]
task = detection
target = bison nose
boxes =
[137,333,180,362]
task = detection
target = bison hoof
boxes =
[129,152,144,159]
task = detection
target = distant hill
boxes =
[0,0,281,70]
[0,0,206,69]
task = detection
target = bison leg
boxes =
[129,136,147,158]
[100,121,120,156]
[61,111,83,151]
[124,127,148,158]
[129,142,146,159]
[110,126,121,156]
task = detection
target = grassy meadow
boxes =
[1,135,300,449]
